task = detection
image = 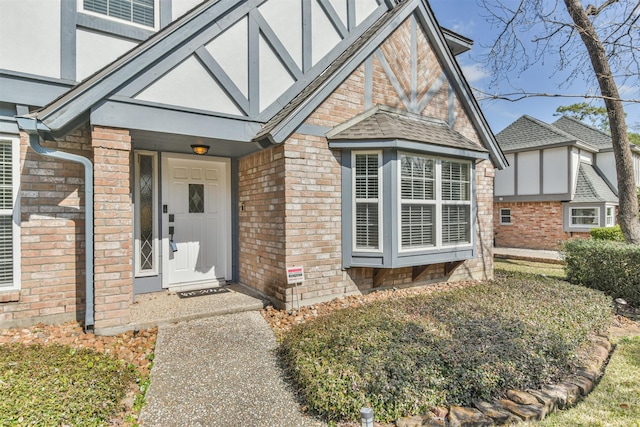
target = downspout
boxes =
[17,117,95,332]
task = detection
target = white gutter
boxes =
[17,117,95,332]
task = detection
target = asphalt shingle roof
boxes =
[327,107,487,152]
[495,115,580,151]
[552,116,612,149]
[573,162,618,203]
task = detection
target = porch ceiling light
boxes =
[191,144,210,155]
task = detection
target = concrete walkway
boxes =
[140,311,325,427]
[493,246,564,264]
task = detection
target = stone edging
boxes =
[396,334,612,426]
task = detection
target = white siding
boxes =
[579,150,593,164]
[135,56,242,115]
[517,151,540,195]
[543,147,568,194]
[258,35,296,111]
[259,0,303,69]
[76,28,138,81]
[171,0,203,21]
[205,17,249,97]
[355,0,380,25]
[311,0,341,65]
[494,153,515,196]
[595,151,618,190]
[0,0,61,79]
[634,152,640,186]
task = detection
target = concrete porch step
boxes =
[130,283,268,331]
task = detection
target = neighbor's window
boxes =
[500,208,511,225]
[606,206,615,227]
[83,0,155,27]
[353,152,381,251]
[0,138,19,291]
[571,207,599,226]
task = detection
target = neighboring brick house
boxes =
[1,0,506,334]
[494,115,640,250]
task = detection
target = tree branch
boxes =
[472,88,640,103]
[586,0,620,16]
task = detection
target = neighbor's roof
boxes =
[495,115,590,152]
[326,106,487,153]
[552,116,612,150]
[572,163,618,203]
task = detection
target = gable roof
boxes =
[495,115,588,152]
[254,0,506,168]
[326,105,487,154]
[573,163,618,203]
[20,0,506,168]
[552,116,612,149]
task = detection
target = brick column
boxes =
[91,126,133,334]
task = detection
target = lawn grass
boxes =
[0,343,137,426]
[494,258,566,280]
[527,336,640,427]
[279,273,612,423]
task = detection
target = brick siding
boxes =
[494,201,590,250]
[238,17,495,309]
[91,126,133,334]
[0,126,91,328]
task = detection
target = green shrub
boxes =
[279,275,612,423]
[563,239,640,306]
[0,344,136,426]
[590,225,625,241]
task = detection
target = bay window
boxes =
[346,149,476,268]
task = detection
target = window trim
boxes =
[134,151,159,277]
[605,206,615,227]
[397,153,472,253]
[79,0,159,30]
[499,208,511,225]
[569,206,600,228]
[0,136,21,292]
[343,148,477,269]
[352,151,383,253]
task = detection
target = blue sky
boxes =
[429,0,640,134]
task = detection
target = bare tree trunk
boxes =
[564,0,640,244]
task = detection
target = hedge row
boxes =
[589,225,624,241]
[563,239,640,306]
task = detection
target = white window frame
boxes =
[352,151,383,253]
[398,153,472,253]
[0,136,21,292]
[79,0,159,30]
[570,207,600,228]
[134,151,159,277]
[605,206,615,227]
[500,208,512,225]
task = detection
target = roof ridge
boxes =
[553,115,612,138]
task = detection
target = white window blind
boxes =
[401,155,435,248]
[84,0,155,27]
[354,153,380,250]
[0,141,13,287]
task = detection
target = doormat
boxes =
[176,287,230,299]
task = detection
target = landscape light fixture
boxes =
[191,144,210,155]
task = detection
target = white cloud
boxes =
[461,63,489,83]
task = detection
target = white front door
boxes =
[162,154,231,288]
